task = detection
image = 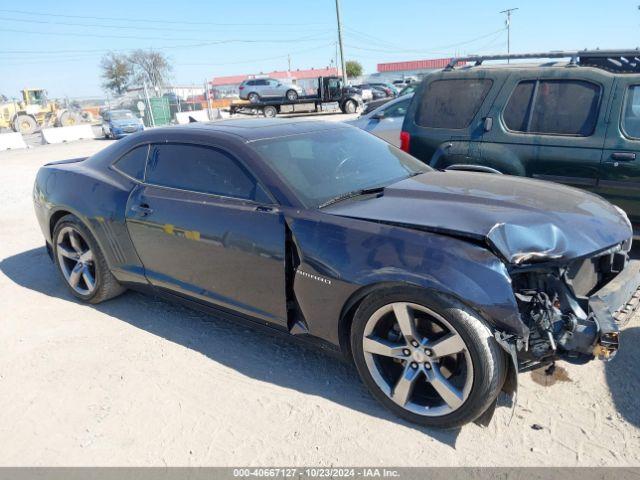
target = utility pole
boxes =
[288,54,291,72]
[500,7,518,63]
[335,0,347,83]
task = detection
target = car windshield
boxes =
[110,110,135,120]
[250,127,431,208]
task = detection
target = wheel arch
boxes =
[337,281,501,357]
[48,207,114,270]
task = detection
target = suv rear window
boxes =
[416,79,493,129]
[503,80,601,136]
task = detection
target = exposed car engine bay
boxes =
[509,242,635,371]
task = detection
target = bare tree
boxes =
[100,52,132,95]
[128,49,172,90]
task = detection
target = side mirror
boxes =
[372,112,385,120]
[483,117,493,132]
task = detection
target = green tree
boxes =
[345,60,363,78]
[100,52,132,95]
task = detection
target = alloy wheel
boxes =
[362,302,474,417]
[56,226,96,296]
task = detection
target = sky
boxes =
[1,0,639,99]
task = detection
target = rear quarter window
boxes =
[113,145,149,181]
[416,78,493,129]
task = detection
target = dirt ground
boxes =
[0,128,639,466]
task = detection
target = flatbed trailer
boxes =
[228,76,363,118]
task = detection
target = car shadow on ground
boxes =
[605,325,640,428]
[1,246,463,446]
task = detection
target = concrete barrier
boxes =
[175,109,223,125]
[41,125,97,144]
[0,132,27,151]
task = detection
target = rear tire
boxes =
[58,111,82,127]
[248,92,260,104]
[350,287,506,429]
[14,115,37,135]
[263,106,277,118]
[343,99,357,114]
[52,214,125,304]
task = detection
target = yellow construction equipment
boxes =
[0,88,82,135]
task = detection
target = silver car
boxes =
[238,78,305,103]
[348,93,413,147]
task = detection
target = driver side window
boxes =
[145,143,270,202]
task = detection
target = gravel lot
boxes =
[0,121,639,466]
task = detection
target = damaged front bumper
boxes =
[589,259,640,359]
[510,252,640,370]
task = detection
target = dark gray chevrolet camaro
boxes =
[33,119,640,428]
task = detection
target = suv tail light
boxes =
[400,131,410,152]
[239,85,244,90]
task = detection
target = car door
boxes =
[266,79,283,98]
[124,142,288,327]
[599,77,640,225]
[365,96,412,147]
[481,72,611,191]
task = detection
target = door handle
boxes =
[610,152,636,162]
[131,203,153,216]
[255,205,276,213]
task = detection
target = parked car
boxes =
[101,109,144,139]
[401,50,640,229]
[238,78,305,103]
[34,119,639,428]
[349,94,413,146]
[358,83,394,98]
[369,82,399,96]
[362,83,418,115]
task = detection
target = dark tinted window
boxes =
[245,80,256,86]
[417,79,493,129]
[622,85,640,139]
[146,144,258,200]
[530,80,600,136]
[114,145,148,180]
[255,79,268,86]
[503,81,535,132]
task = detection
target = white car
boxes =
[238,78,305,103]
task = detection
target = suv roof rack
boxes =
[445,49,640,73]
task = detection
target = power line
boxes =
[343,27,507,56]
[0,8,331,27]
[0,27,334,44]
[0,15,330,33]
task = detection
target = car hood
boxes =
[323,171,632,265]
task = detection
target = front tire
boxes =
[285,89,298,101]
[14,115,37,135]
[350,287,506,429]
[53,214,125,304]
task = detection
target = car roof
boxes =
[152,118,351,142]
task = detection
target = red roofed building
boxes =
[377,58,458,73]
[210,67,340,98]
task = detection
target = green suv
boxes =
[400,50,640,228]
